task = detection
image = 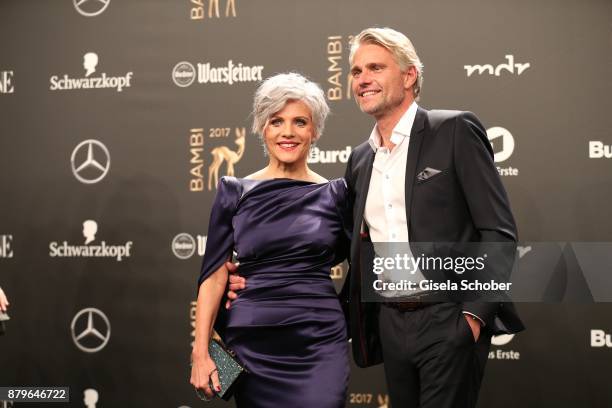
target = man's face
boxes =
[350,44,414,118]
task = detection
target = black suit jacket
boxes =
[341,107,525,368]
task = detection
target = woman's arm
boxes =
[190,263,228,399]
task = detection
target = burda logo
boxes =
[308,146,352,164]
[590,330,612,347]
[50,52,133,92]
[49,220,133,261]
[588,141,612,159]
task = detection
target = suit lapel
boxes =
[404,107,427,231]
[354,149,375,236]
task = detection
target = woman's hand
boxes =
[0,287,9,312]
[190,351,221,400]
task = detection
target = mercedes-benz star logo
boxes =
[71,140,111,184]
[71,308,111,353]
[73,0,110,17]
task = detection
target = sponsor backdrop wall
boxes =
[1,0,611,407]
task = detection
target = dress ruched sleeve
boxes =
[197,176,241,289]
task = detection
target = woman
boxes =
[0,287,9,312]
[190,73,350,407]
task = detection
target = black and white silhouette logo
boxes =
[71,140,110,184]
[50,53,133,92]
[172,62,196,88]
[73,0,110,17]
[49,220,133,261]
[71,308,111,353]
[83,389,99,408]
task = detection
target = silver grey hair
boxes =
[349,27,424,98]
[251,73,330,141]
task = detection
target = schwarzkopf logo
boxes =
[73,0,110,17]
[71,308,111,353]
[172,60,264,87]
[172,233,206,259]
[49,220,133,261]
[464,55,530,77]
[71,139,111,184]
[0,71,14,94]
[50,52,133,92]
[0,235,13,258]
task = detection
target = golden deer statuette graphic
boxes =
[377,394,389,408]
[208,0,236,18]
[207,127,246,190]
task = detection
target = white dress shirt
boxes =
[362,102,485,325]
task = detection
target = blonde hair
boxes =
[349,27,424,98]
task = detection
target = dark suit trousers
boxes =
[379,302,491,408]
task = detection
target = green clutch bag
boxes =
[195,338,247,401]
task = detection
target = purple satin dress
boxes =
[198,177,350,408]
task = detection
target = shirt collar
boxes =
[368,102,418,151]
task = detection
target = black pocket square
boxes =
[417,167,442,182]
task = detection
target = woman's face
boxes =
[263,100,316,167]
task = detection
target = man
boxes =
[228,27,524,408]
[340,27,523,408]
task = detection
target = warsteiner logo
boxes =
[49,220,133,261]
[50,52,133,92]
[173,60,263,87]
[172,62,196,87]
